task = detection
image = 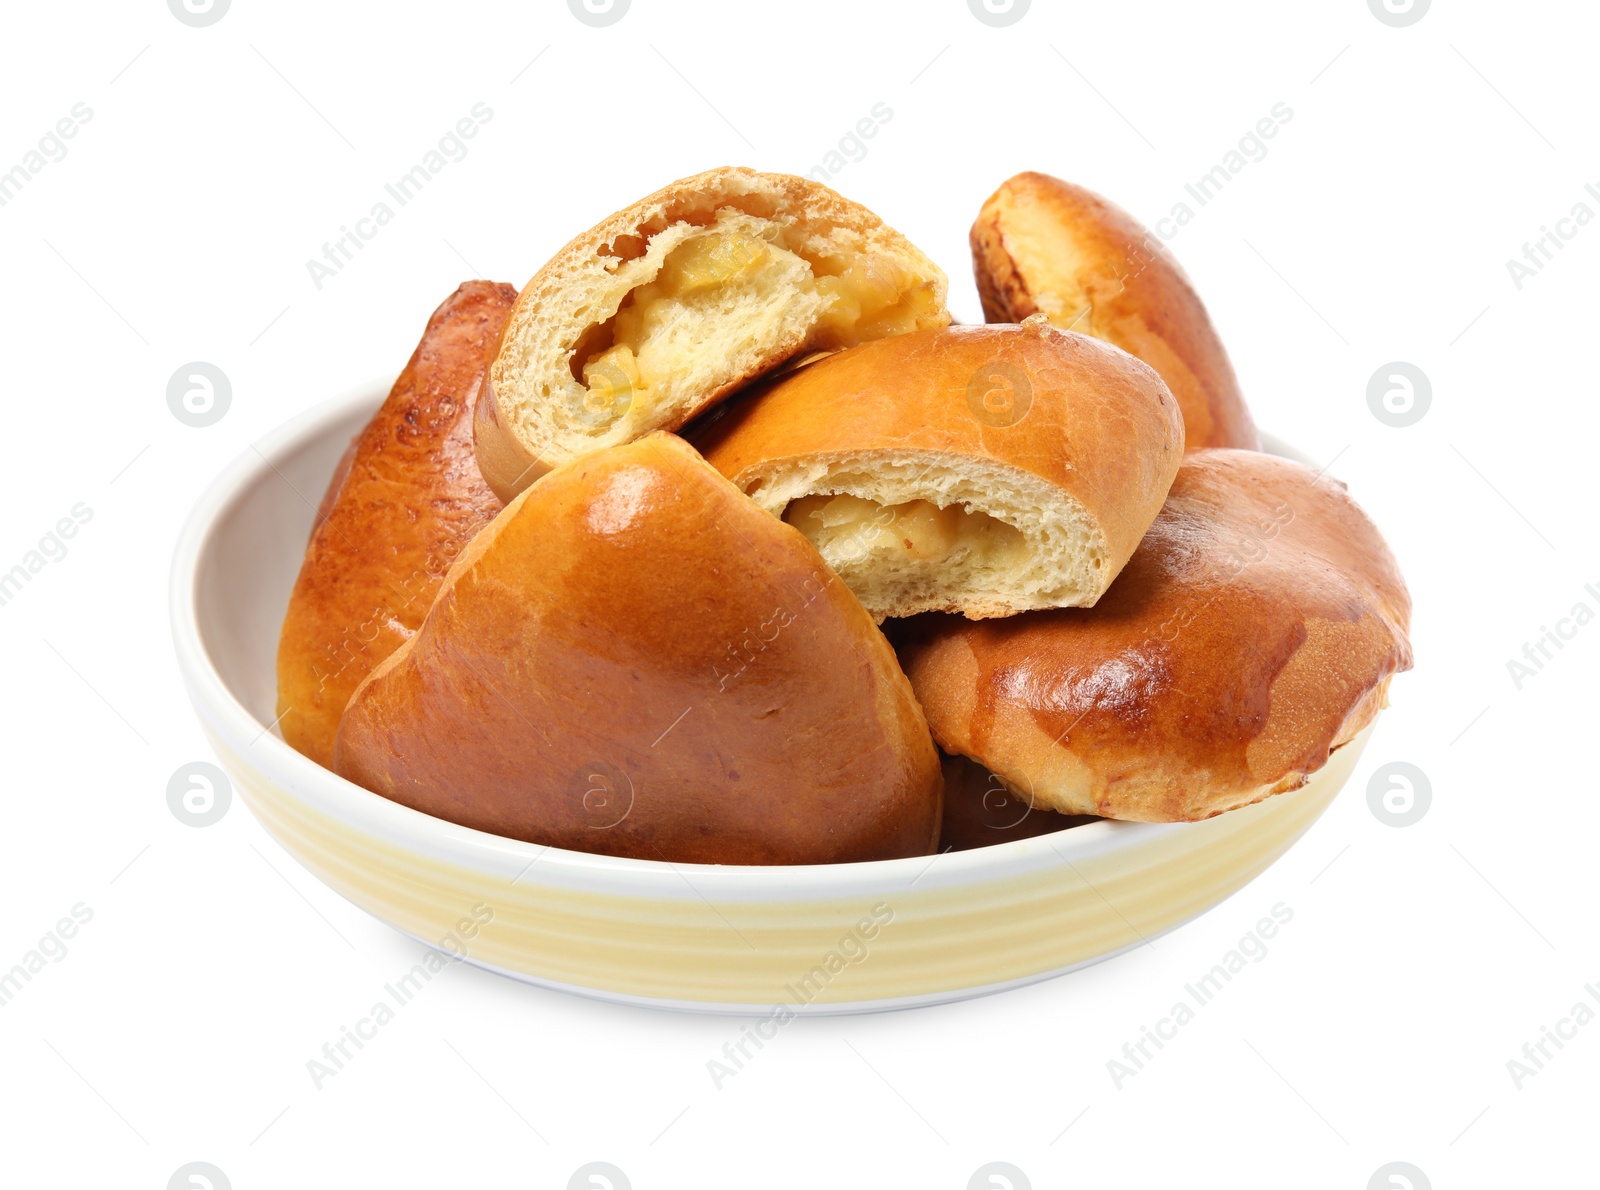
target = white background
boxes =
[1,1,1595,1186]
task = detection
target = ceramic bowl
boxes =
[171,380,1370,1014]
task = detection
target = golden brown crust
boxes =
[275,281,516,767]
[937,752,1094,852]
[695,320,1184,598]
[899,450,1412,822]
[333,432,944,865]
[548,166,928,277]
[311,434,360,534]
[971,172,1258,451]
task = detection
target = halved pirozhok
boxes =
[696,317,1185,620]
[475,166,949,499]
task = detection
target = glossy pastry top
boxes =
[899,449,1412,821]
[971,171,1259,451]
[334,432,944,865]
[275,280,515,767]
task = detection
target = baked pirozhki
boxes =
[475,166,949,499]
[938,753,1094,852]
[276,281,515,767]
[333,432,944,865]
[696,317,1184,620]
[899,449,1412,822]
[971,172,1258,451]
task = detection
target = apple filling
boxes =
[567,213,942,434]
[783,493,1027,570]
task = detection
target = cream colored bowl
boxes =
[170,381,1370,1014]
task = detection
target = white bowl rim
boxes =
[170,378,1320,900]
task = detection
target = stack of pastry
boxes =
[277,167,1412,865]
